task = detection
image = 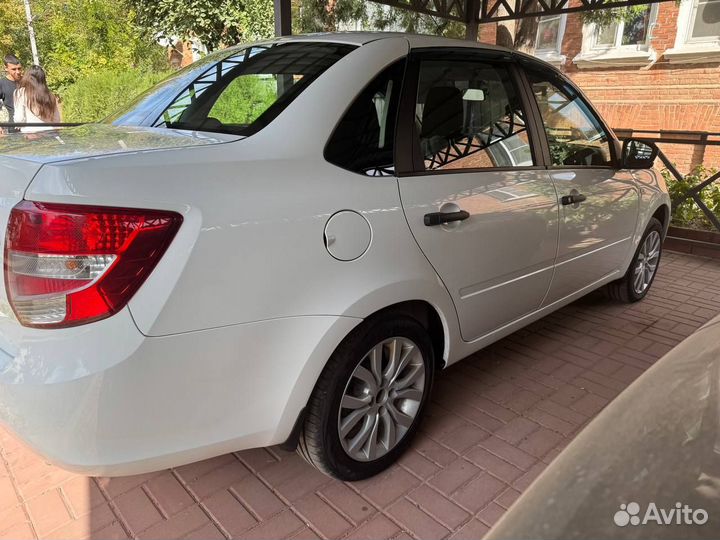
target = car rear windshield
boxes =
[110,42,356,136]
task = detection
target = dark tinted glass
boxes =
[415,60,534,171]
[324,60,406,177]
[151,42,355,136]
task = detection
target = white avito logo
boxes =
[614,502,709,527]
[614,503,642,526]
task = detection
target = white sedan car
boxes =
[0,33,669,480]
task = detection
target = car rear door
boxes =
[396,50,559,342]
[520,61,640,305]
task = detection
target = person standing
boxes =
[0,54,23,132]
[13,65,61,134]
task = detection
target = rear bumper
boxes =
[0,309,359,476]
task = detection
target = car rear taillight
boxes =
[4,201,182,328]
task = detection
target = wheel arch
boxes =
[622,187,671,275]
[276,288,458,449]
[361,300,447,372]
[652,203,671,238]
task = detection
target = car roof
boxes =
[272,31,514,53]
[212,32,550,72]
[268,32,550,70]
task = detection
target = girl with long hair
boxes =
[13,65,61,133]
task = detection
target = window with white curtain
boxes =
[687,0,720,42]
[665,0,720,63]
[534,14,567,65]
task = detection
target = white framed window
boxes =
[534,14,568,66]
[573,5,659,68]
[686,0,720,43]
[666,0,720,62]
[536,15,566,53]
[590,6,655,51]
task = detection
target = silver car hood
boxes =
[488,313,720,539]
[0,124,238,165]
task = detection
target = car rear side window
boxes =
[414,59,534,172]
[154,42,355,136]
[324,59,406,177]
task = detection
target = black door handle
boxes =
[424,210,470,226]
[561,193,587,206]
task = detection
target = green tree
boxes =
[1,0,169,89]
[295,0,366,32]
[293,0,464,38]
[366,2,465,38]
[209,75,277,124]
[60,68,172,122]
[0,1,26,54]
[663,165,720,231]
[129,0,275,51]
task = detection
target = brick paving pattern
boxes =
[1,251,719,540]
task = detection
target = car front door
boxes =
[397,51,559,342]
[521,64,640,305]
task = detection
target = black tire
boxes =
[604,217,663,303]
[298,314,435,481]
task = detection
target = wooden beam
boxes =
[274,0,292,36]
[465,0,482,40]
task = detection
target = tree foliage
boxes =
[129,0,463,52]
[293,0,465,38]
[664,165,720,231]
[60,68,172,122]
[295,0,366,32]
[1,0,169,89]
[0,1,26,53]
[129,0,275,51]
[366,3,465,38]
[580,5,652,26]
[209,75,277,124]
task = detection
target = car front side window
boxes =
[526,70,614,167]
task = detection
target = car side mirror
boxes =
[622,139,658,169]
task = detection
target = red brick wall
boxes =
[560,2,720,173]
[479,23,497,44]
[171,41,196,68]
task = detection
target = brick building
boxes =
[479,0,720,172]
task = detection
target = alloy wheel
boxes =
[338,337,426,462]
[633,230,661,295]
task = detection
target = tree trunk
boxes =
[513,0,539,53]
[324,0,337,31]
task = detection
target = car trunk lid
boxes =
[0,123,236,317]
[0,123,238,165]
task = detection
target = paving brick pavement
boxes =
[1,251,719,540]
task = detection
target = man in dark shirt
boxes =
[0,54,23,129]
